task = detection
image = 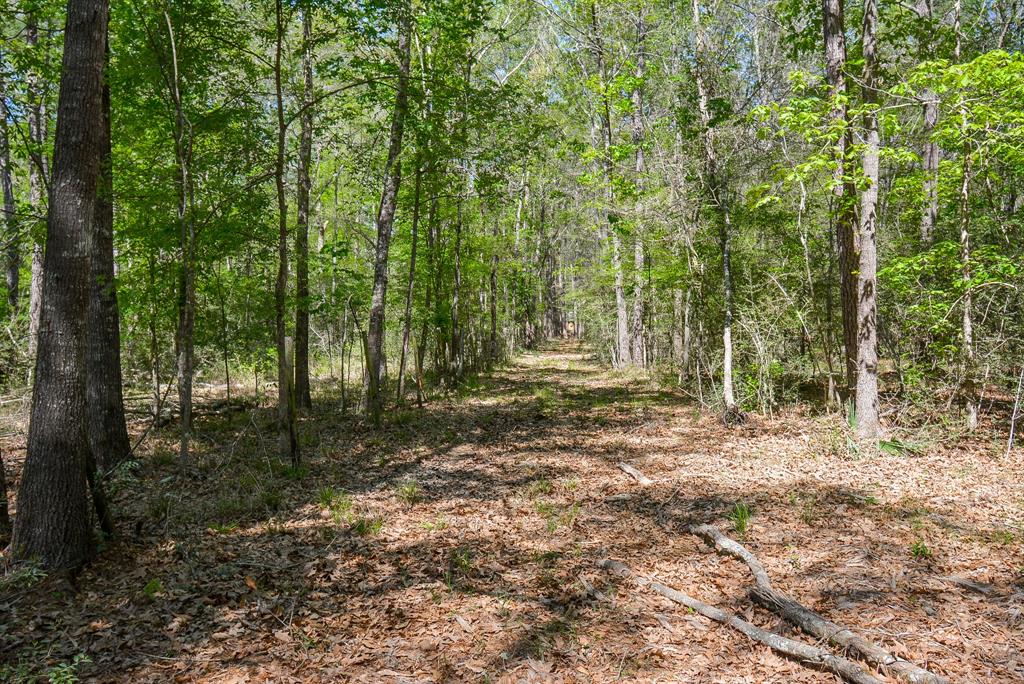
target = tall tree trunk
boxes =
[274,0,298,465]
[855,0,883,440]
[629,13,648,368]
[13,0,108,570]
[589,2,630,368]
[397,157,423,404]
[294,9,314,410]
[692,0,736,412]
[26,14,48,358]
[366,5,412,425]
[489,223,499,360]
[165,12,195,467]
[959,131,978,430]
[86,48,131,471]
[0,65,18,315]
[822,0,859,400]
[450,198,464,379]
[915,1,939,245]
[920,97,939,244]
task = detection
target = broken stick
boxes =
[690,524,948,684]
[598,558,884,684]
[617,462,653,486]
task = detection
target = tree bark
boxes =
[165,11,195,467]
[589,2,630,368]
[366,4,412,424]
[692,0,737,412]
[274,0,298,465]
[13,0,109,570]
[628,13,648,368]
[855,0,882,440]
[86,44,131,472]
[0,65,18,315]
[26,14,48,357]
[822,0,859,400]
[294,9,314,411]
[397,156,423,404]
[958,132,978,430]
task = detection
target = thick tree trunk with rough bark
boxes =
[13,0,108,570]
[294,9,314,410]
[855,0,882,440]
[366,6,412,424]
[87,54,131,471]
[822,0,859,400]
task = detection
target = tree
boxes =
[854,0,882,440]
[13,0,109,570]
[365,1,412,425]
[822,0,859,401]
[274,0,298,464]
[294,7,314,411]
[86,37,131,470]
[0,60,18,315]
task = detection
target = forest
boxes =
[0,0,1023,680]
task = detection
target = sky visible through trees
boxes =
[0,0,1023,680]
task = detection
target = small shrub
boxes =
[728,502,752,537]
[317,487,353,524]
[350,516,383,536]
[0,563,47,592]
[528,478,552,497]
[421,516,448,532]
[910,539,932,559]
[396,480,421,506]
[449,547,474,576]
[143,578,163,598]
[317,486,340,508]
[47,654,91,684]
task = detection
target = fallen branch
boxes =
[690,524,948,684]
[689,524,773,589]
[617,462,653,486]
[598,558,883,684]
[749,586,949,684]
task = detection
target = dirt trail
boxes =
[2,344,1022,682]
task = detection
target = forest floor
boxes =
[2,343,1024,683]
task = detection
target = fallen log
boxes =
[689,524,773,589]
[690,524,948,684]
[617,462,653,486]
[749,586,949,684]
[598,558,884,684]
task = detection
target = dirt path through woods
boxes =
[2,343,1022,682]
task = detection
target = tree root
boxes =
[691,524,948,684]
[598,558,884,684]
